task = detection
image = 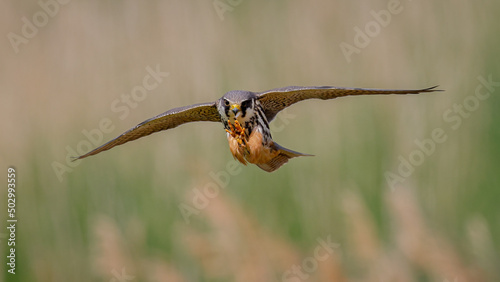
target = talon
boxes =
[227,119,248,146]
[234,120,243,132]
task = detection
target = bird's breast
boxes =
[227,126,278,165]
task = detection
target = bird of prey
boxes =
[75,85,440,172]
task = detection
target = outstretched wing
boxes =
[75,102,220,160]
[257,85,441,121]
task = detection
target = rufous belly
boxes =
[227,128,279,166]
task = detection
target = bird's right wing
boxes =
[75,102,220,160]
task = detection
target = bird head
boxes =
[217,90,258,123]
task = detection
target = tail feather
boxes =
[256,143,313,172]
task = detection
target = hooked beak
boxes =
[230,104,241,116]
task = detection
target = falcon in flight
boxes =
[76,85,439,172]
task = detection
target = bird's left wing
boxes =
[257,85,440,121]
[75,102,220,160]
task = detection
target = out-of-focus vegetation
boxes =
[1,0,499,281]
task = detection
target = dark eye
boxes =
[224,99,230,106]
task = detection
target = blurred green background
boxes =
[1,0,499,281]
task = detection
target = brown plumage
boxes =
[75,85,441,172]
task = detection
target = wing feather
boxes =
[75,102,220,160]
[257,85,441,121]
